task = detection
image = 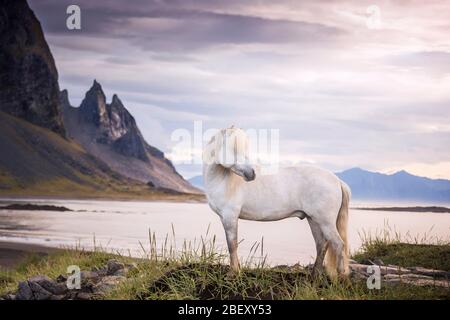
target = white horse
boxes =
[203,127,351,278]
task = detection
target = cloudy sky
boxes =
[29,0,450,179]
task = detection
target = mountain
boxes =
[0,0,65,136]
[61,82,199,193]
[0,0,199,198]
[336,168,450,203]
[0,110,202,200]
[0,110,134,196]
[189,168,450,203]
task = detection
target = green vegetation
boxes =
[0,111,204,202]
[0,175,204,202]
[353,225,450,271]
[353,243,450,271]
[1,229,449,300]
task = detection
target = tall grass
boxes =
[358,220,447,248]
[354,221,450,271]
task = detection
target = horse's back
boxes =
[240,165,343,220]
[287,165,344,220]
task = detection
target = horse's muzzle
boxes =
[243,168,256,181]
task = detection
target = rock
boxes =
[12,259,132,300]
[76,292,93,300]
[384,273,449,287]
[29,275,67,295]
[113,268,128,277]
[106,259,125,276]
[409,266,449,278]
[81,271,100,280]
[384,273,432,281]
[28,281,52,300]
[56,275,67,283]
[16,281,33,300]
[92,266,108,277]
[379,265,410,275]
[93,276,126,294]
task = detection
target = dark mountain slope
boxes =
[0,0,65,136]
[0,111,204,200]
[0,110,132,195]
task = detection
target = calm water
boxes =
[0,198,449,265]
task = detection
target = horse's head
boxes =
[204,127,256,182]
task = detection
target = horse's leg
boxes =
[307,217,328,276]
[320,223,345,276]
[221,216,240,273]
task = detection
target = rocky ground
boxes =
[1,259,137,300]
[1,259,448,300]
[348,259,450,287]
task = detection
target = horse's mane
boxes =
[203,127,250,198]
[203,127,249,165]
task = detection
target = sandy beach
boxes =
[0,241,59,269]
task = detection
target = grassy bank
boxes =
[1,231,449,300]
[0,185,205,202]
[353,226,450,271]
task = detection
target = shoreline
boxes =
[0,241,61,269]
[353,206,450,213]
[0,194,206,203]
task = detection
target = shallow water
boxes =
[0,198,449,265]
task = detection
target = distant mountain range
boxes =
[336,168,450,203]
[0,0,199,197]
[189,168,450,203]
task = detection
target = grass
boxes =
[353,223,450,271]
[1,227,449,300]
[0,174,205,202]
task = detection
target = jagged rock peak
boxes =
[79,80,108,126]
[73,81,149,162]
[59,89,70,107]
[110,94,126,110]
[89,79,106,97]
[86,79,106,100]
[112,94,120,103]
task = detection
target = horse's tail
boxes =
[325,181,350,277]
